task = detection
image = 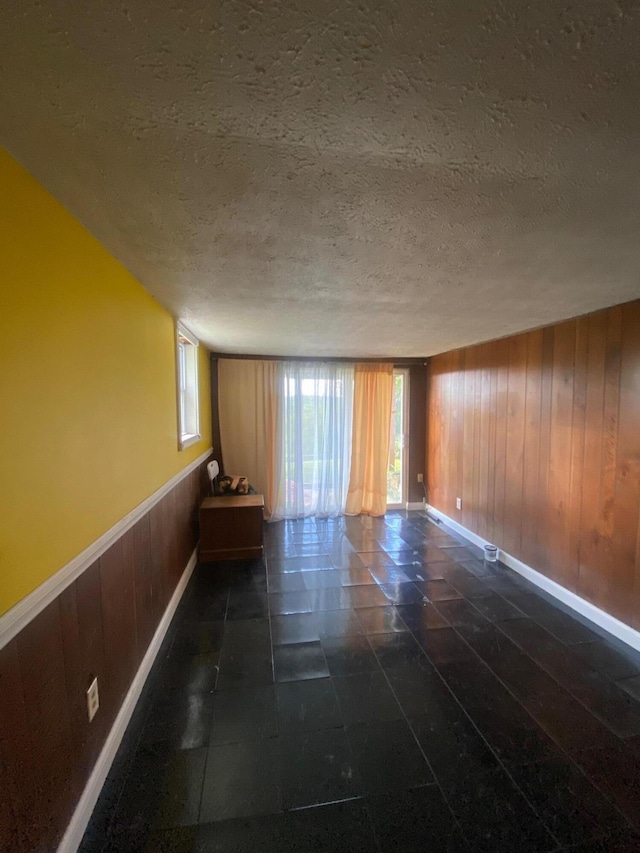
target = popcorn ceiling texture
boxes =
[1,0,639,356]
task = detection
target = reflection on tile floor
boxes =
[81,512,640,852]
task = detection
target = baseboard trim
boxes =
[405,501,425,511]
[0,448,212,651]
[426,504,640,654]
[57,547,198,853]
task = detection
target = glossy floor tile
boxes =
[346,718,434,794]
[280,728,362,808]
[302,569,343,590]
[320,634,381,676]
[333,670,404,724]
[273,640,330,682]
[509,758,626,848]
[315,606,364,638]
[82,512,640,853]
[365,786,470,853]
[356,604,409,634]
[270,612,319,645]
[275,677,343,733]
[194,799,378,853]
[210,685,278,745]
[268,590,312,615]
[200,738,282,822]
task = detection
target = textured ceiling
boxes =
[1,0,640,356]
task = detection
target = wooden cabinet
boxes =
[198,495,264,562]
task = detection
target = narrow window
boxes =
[177,323,200,450]
[387,368,409,507]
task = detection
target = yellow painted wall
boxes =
[0,150,212,616]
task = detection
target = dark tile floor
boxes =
[81,512,640,852]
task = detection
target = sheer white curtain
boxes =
[272,362,354,519]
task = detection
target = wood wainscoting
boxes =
[0,457,211,852]
[407,364,428,505]
[427,299,640,632]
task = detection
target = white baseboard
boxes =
[425,505,494,553]
[57,548,198,853]
[405,501,426,511]
[0,448,212,651]
[426,504,640,654]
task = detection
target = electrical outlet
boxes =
[86,677,99,722]
[456,497,462,510]
[417,473,423,483]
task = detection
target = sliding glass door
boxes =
[274,362,354,518]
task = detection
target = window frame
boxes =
[176,322,201,451]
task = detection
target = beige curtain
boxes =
[218,359,278,519]
[345,363,394,517]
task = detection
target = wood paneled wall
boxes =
[407,364,428,504]
[428,300,640,631]
[0,460,210,853]
[209,355,224,473]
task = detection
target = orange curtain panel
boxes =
[345,363,394,517]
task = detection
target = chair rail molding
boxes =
[0,447,212,651]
